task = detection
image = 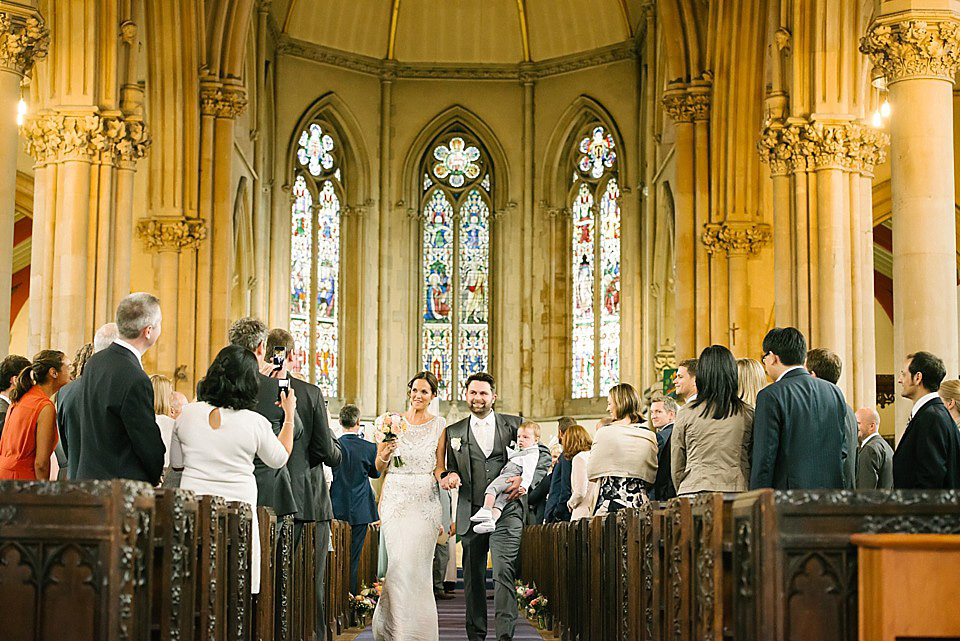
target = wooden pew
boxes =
[688,492,735,641]
[664,496,693,641]
[274,515,294,641]
[152,488,199,641]
[196,494,228,641]
[225,501,253,641]
[0,480,156,641]
[253,507,277,641]
[731,489,960,641]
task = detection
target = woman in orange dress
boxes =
[0,350,71,480]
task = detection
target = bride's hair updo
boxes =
[407,371,439,396]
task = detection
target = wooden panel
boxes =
[0,480,155,641]
[253,507,276,641]
[274,516,294,641]
[225,502,252,641]
[196,495,228,641]
[152,489,199,641]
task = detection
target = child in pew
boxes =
[469,420,541,534]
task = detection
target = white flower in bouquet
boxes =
[374,413,409,467]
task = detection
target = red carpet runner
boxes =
[352,591,544,640]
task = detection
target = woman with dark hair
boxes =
[586,383,659,514]
[371,370,449,641]
[0,350,71,480]
[170,345,296,594]
[671,345,754,494]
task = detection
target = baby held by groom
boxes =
[470,421,541,534]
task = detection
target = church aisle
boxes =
[352,592,546,641]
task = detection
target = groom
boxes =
[440,372,549,641]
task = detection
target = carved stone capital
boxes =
[661,86,694,123]
[758,120,889,176]
[200,84,247,118]
[653,343,677,382]
[861,16,960,84]
[136,217,208,252]
[688,85,712,121]
[22,112,151,166]
[0,6,48,75]
[701,221,772,256]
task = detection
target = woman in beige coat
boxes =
[672,345,754,494]
[587,383,659,514]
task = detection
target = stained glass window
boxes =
[289,120,343,397]
[421,132,492,400]
[571,124,621,399]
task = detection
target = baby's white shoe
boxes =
[470,507,493,523]
[473,519,496,534]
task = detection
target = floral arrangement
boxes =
[515,581,550,628]
[374,413,409,467]
[527,593,549,620]
[515,581,536,609]
[349,581,382,619]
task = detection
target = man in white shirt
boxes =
[0,354,30,436]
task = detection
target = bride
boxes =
[372,371,447,641]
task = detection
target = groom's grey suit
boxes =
[445,412,549,641]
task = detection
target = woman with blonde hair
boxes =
[737,358,767,407]
[150,374,175,467]
[586,383,659,514]
[939,379,960,426]
[563,424,596,519]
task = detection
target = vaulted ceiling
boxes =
[271,0,646,64]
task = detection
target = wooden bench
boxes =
[152,488,199,641]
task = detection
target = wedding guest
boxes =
[938,379,960,426]
[151,375,176,467]
[649,394,678,500]
[544,416,576,523]
[737,358,767,407]
[675,359,698,403]
[171,344,295,594]
[170,392,188,419]
[564,424,596,520]
[672,345,754,494]
[806,348,857,489]
[855,407,893,489]
[0,350,71,480]
[587,384,658,513]
[0,354,31,435]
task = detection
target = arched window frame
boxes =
[288,117,346,397]
[568,122,622,400]
[418,125,496,401]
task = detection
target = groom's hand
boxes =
[442,472,461,490]
[505,475,523,500]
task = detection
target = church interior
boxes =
[2,1,960,640]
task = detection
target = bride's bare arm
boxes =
[434,427,447,482]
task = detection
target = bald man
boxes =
[854,408,894,489]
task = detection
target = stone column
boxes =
[662,85,696,360]
[376,66,394,413]
[0,6,46,355]
[520,68,535,416]
[862,14,960,434]
[690,81,712,349]
[758,123,795,327]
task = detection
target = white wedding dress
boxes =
[372,415,446,641]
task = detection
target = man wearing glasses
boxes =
[749,327,848,490]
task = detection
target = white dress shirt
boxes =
[910,391,940,420]
[859,431,881,449]
[0,392,10,406]
[776,365,805,382]
[113,338,144,368]
[470,412,496,458]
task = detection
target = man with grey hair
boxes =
[93,322,119,352]
[855,407,894,489]
[650,393,679,500]
[228,318,302,519]
[67,294,165,483]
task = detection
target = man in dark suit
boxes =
[805,348,857,489]
[855,407,894,489]
[750,327,848,490]
[331,404,390,594]
[70,293,165,484]
[544,416,576,523]
[439,372,549,641]
[649,394,678,500]
[0,354,30,436]
[267,329,343,639]
[893,351,960,489]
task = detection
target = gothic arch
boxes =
[285,92,372,208]
[400,105,510,218]
[657,0,707,84]
[540,95,627,213]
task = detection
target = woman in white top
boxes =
[150,374,175,468]
[564,424,597,520]
[170,345,295,594]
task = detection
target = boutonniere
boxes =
[450,437,462,452]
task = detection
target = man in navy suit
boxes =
[893,351,960,489]
[750,327,848,490]
[69,293,165,484]
[331,404,393,593]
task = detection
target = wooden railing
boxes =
[0,480,380,641]
[520,489,960,641]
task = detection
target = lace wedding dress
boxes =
[372,415,446,641]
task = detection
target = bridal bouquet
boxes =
[374,413,409,467]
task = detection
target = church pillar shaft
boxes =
[520,74,534,416]
[194,103,217,378]
[863,12,960,437]
[51,158,92,352]
[770,170,794,325]
[154,249,179,378]
[210,112,237,350]
[112,165,136,307]
[376,73,393,413]
[92,162,116,329]
[693,115,711,351]
[814,166,848,370]
[858,174,877,407]
[28,163,52,355]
